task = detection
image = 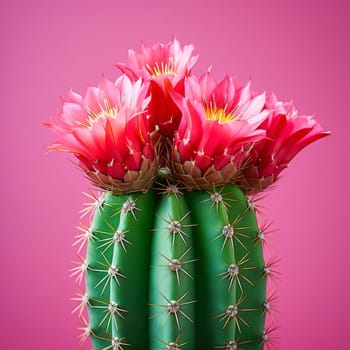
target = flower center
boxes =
[146,59,177,77]
[205,105,235,124]
[84,98,118,128]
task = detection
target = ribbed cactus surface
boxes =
[80,183,268,350]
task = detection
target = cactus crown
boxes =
[46,38,328,195]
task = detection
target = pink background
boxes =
[1,0,348,349]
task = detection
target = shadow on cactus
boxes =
[45,38,329,350]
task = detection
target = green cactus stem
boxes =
[81,183,267,349]
[85,190,156,349]
[84,191,124,349]
[149,185,196,349]
[186,184,266,349]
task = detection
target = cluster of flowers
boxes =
[46,39,328,194]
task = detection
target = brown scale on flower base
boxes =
[82,157,159,194]
[239,173,276,195]
[170,150,244,191]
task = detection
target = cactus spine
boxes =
[78,182,269,350]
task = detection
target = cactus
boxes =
[45,38,329,350]
[84,190,156,349]
[76,182,267,350]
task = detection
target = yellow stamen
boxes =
[286,111,297,120]
[146,59,177,77]
[205,105,235,124]
[82,98,118,128]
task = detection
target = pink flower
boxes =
[115,38,199,138]
[115,38,198,87]
[169,73,268,190]
[46,41,329,195]
[241,93,330,193]
[185,71,269,128]
[45,75,157,193]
